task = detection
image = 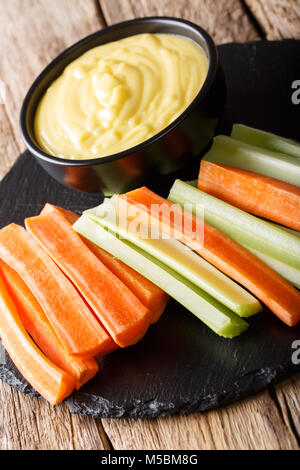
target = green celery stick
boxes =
[168,179,300,271]
[203,135,300,187]
[73,215,248,338]
[232,124,300,159]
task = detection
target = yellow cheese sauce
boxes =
[34,33,209,160]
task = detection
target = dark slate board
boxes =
[0,40,300,418]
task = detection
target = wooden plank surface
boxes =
[0,380,111,450]
[0,0,300,450]
[99,0,260,43]
[245,0,300,40]
[275,375,300,439]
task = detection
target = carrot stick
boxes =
[41,204,79,224]
[0,260,98,388]
[41,204,168,323]
[198,161,300,231]
[0,269,75,405]
[118,187,300,327]
[25,212,151,347]
[0,224,113,358]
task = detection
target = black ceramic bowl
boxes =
[20,17,226,194]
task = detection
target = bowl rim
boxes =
[20,16,219,167]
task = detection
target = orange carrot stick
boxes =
[0,269,75,405]
[118,187,300,327]
[0,224,113,358]
[25,212,151,347]
[41,204,168,323]
[0,260,98,388]
[198,161,300,231]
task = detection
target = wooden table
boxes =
[0,0,300,450]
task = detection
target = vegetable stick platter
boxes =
[0,40,299,418]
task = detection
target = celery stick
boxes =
[73,215,248,338]
[243,245,300,289]
[232,124,300,159]
[203,135,300,187]
[168,179,300,271]
[85,201,261,317]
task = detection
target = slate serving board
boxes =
[0,40,300,418]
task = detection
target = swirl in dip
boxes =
[34,33,209,160]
